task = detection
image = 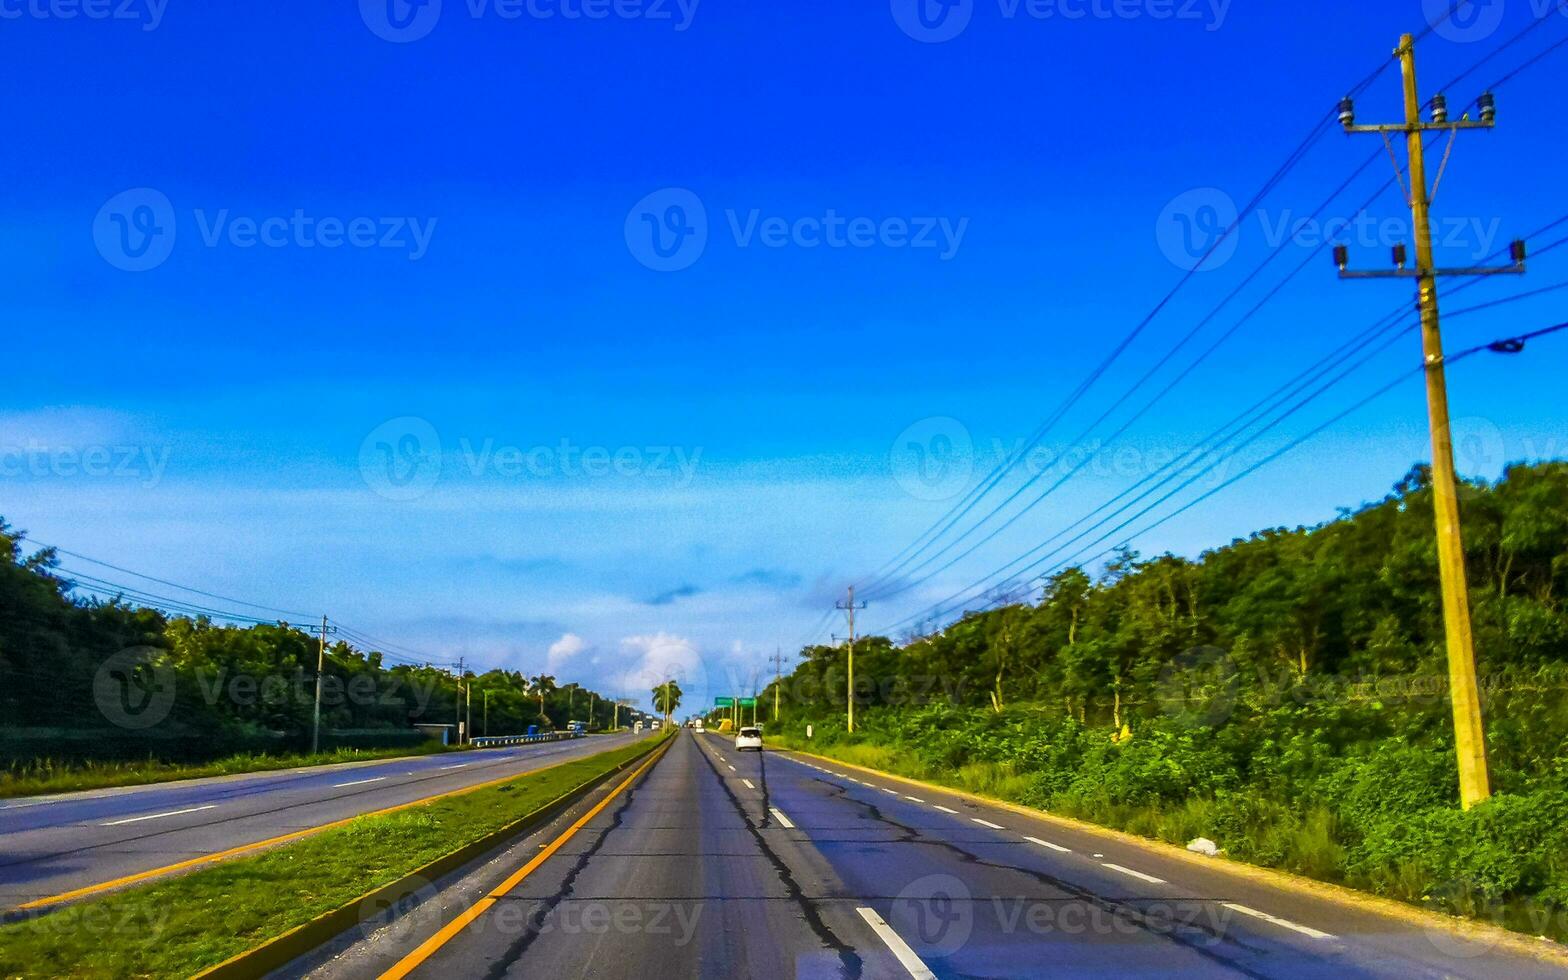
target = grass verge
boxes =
[0,744,459,799]
[0,735,667,978]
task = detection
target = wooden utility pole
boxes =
[1336,34,1526,808]
[308,616,338,754]
[836,587,867,733]
[771,648,786,722]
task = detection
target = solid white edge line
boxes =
[101,804,217,826]
[932,805,958,814]
[1024,835,1071,853]
[332,776,389,788]
[769,807,796,829]
[1221,903,1336,940]
[971,818,1005,830]
[856,907,937,980]
[1102,863,1166,884]
[742,779,755,789]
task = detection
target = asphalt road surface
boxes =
[0,733,641,910]
[294,730,1568,980]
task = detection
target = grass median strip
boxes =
[0,736,665,979]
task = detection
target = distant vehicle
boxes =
[735,726,763,752]
[694,720,705,733]
[567,720,585,734]
[526,724,539,736]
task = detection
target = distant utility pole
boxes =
[771,647,786,722]
[308,615,339,754]
[483,689,490,737]
[836,587,868,733]
[1335,33,1527,809]
[455,657,466,745]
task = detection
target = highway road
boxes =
[292,730,1568,980]
[0,732,643,911]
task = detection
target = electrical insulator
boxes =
[1333,244,1349,270]
[1338,97,1356,129]
[1511,239,1527,264]
[1393,244,1408,269]
[1479,92,1497,124]
[1431,94,1448,124]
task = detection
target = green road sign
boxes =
[739,697,758,707]
[714,697,735,707]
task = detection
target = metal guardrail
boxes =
[469,731,586,748]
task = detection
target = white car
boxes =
[734,726,763,752]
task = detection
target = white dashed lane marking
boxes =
[1102,863,1166,885]
[1222,903,1336,940]
[932,805,958,814]
[769,807,796,829]
[1025,836,1071,853]
[742,779,755,789]
[971,818,1005,830]
[857,908,937,979]
[332,777,388,788]
[101,805,217,826]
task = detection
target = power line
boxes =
[862,153,1401,603]
[874,223,1568,637]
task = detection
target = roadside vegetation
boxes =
[765,463,1568,943]
[0,520,624,775]
[0,735,666,979]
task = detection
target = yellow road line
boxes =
[378,740,672,980]
[17,743,632,911]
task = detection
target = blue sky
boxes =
[3,0,1566,711]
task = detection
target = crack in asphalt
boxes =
[819,782,1277,980]
[692,737,864,979]
[477,762,647,979]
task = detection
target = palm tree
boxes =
[651,679,683,723]
[529,674,556,725]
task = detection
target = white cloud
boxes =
[613,632,709,700]
[546,632,588,672]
